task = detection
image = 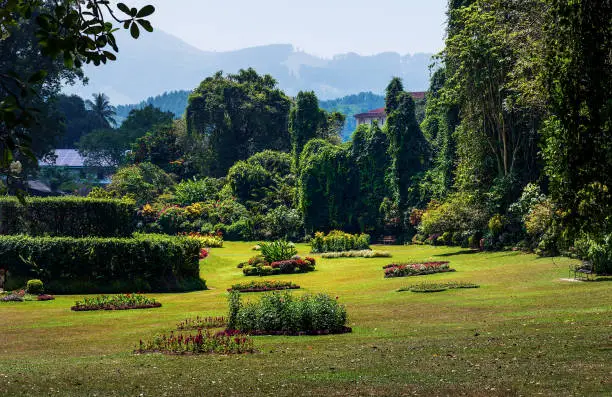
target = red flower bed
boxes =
[240,326,353,336]
[227,280,300,293]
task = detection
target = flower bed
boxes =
[321,250,391,259]
[228,280,300,293]
[176,316,227,330]
[383,261,455,278]
[135,329,255,355]
[0,290,55,302]
[397,281,480,292]
[242,256,316,276]
[228,291,350,335]
[71,293,161,311]
[183,232,223,248]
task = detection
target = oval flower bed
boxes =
[241,256,316,276]
[383,261,455,278]
[397,281,479,292]
[176,316,227,330]
[71,293,161,311]
[227,280,300,293]
[321,250,391,259]
[135,329,255,355]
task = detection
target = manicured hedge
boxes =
[0,234,205,293]
[0,197,135,237]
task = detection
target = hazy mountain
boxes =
[65,30,433,104]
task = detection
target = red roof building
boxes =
[354,92,426,127]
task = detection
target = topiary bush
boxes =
[26,279,44,295]
[0,197,135,237]
[0,234,205,293]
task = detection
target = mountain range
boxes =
[65,30,434,105]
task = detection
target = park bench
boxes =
[569,262,594,281]
[381,236,397,245]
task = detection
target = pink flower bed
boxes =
[383,261,455,278]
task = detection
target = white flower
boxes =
[9,160,22,175]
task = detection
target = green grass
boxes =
[2,243,611,396]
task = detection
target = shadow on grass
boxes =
[434,249,479,257]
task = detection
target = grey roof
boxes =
[39,149,86,167]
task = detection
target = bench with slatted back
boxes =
[382,236,397,245]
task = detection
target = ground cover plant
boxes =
[135,329,255,355]
[227,280,300,292]
[397,281,480,293]
[321,249,391,258]
[310,230,370,253]
[1,243,610,396]
[71,293,161,311]
[383,261,454,278]
[176,316,226,330]
[228,290,350,335]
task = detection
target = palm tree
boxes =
[85,93,117,128]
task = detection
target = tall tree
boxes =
[86,93,116,128]
[1,1,155,184]
[385,79,430,215]
[186,69,291,177]
[289,91,323,171]
[542,0,612,240]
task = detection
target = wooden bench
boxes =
[569,262,594,280]
[381,236,397,245]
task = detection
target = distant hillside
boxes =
[115,90,190,120]
[64,30,433,104]
[116,90,426,141]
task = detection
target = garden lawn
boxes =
[1,243,610,396]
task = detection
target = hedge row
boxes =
[0,234,205,293]
[0,197,135,237]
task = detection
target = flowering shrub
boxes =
[242,256,315,276]
[71,293,161,311]
[36,294,55,301]
[199,248,209,259]
[228,290,350,335]
[176,316,227,330]
[228,280,300,292]
[184,232,224,248]
[383,261,455,278]
[321,250,391,259]
[135,329,255,355]
[311,231,370,253]
[1,294,23,302]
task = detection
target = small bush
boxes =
[228,291,350,335]
[26,279,44,295]
[242,257,316,276]
[321,250,391,259]
[184,232,223,248]
[311,230,370,253]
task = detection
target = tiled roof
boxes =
[354,92,427,119]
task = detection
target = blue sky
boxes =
[128,0,447,57]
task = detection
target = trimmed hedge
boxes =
[0,197,135,237]
[311,230,370,253]
[0,234,205,293]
